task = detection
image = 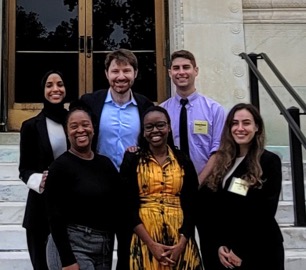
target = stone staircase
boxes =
[1,133,306,269]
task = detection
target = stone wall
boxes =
[168,0,306,148]
[243,0,306,147]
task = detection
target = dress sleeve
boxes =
[120,152,142,229]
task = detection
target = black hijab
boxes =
[41,70,68,124]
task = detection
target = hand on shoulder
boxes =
[126,146,140,153]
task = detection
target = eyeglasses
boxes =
[144,121,168,132]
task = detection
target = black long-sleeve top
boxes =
[45,151,120,267]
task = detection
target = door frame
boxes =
[4,0,168,131]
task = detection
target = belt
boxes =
[67,224,111,236]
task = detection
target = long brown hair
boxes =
[206,103,265,191]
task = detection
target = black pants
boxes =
[116,229,133,270]
[26,228,49,270]
[197,225,223,270]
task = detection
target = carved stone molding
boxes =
[243,0,306,22]
[171,0,184,50]
[243,9,306,23]
[243,0,306,9]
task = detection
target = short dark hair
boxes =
[169,50,197,68]
[105,49,138,71]
[137,105,187,168]
[138,105,174,150]
[67,100,95,128]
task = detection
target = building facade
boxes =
[1,0,306,147]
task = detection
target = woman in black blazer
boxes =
[19,70,68,270]
[198,103,284,270]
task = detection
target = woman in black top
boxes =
[19,70,68,270]
[45,104,120,270]
[198,103,284,270]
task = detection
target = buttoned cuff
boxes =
[27,173,44,194]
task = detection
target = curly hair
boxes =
[206,103,266,191]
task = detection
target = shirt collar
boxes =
[175,91,199,105]
[105,89,137,106]
[147,145,176,164]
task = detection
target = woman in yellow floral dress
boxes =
[120,106,203,270]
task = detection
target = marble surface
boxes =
[169,0,306,146]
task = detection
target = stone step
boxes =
[275,201,304,224]
[0,202,25,225]
[0,251,304,270]
[0,225,118,251]
[281,181,306,201]
[0,200,302,225]
[0,227,305,270]
[1,224,305,251]
[0,252,32,270]
[0,132,20,145]
[0,225,27,250]
[0,164,19,181]
[1,162,305,203]
[0,181,27,202]
[285,249,306,270]
[282,226,306,249]
[0,145,19,163]
[0,251,118,270]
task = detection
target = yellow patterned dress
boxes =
[129,149,203,270]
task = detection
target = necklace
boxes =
[68,149,94,160]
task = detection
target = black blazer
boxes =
[217,150,284,268]
[80,89,154,150]
[19,112,66,229]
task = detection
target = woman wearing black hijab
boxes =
[19,70,68,270]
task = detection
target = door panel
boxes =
[15,0,79,102]
[6,0,166,130]
[90,0,158,101]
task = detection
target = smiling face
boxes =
[143,111,170,149]
[168,57,198,96]
[67,110,94,153]
[105,59,138,95]
[44,73,66,104]
[231,109,258,155]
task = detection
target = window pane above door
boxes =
[92,0,155,51]
[16,0,78,51]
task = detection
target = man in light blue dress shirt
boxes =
[81,49,153,170]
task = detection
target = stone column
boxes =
[168,0,249,108]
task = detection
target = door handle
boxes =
[79,36,85,53]
[87,36,92,56]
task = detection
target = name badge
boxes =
[193,120,208,134]
[228,177,249,196]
